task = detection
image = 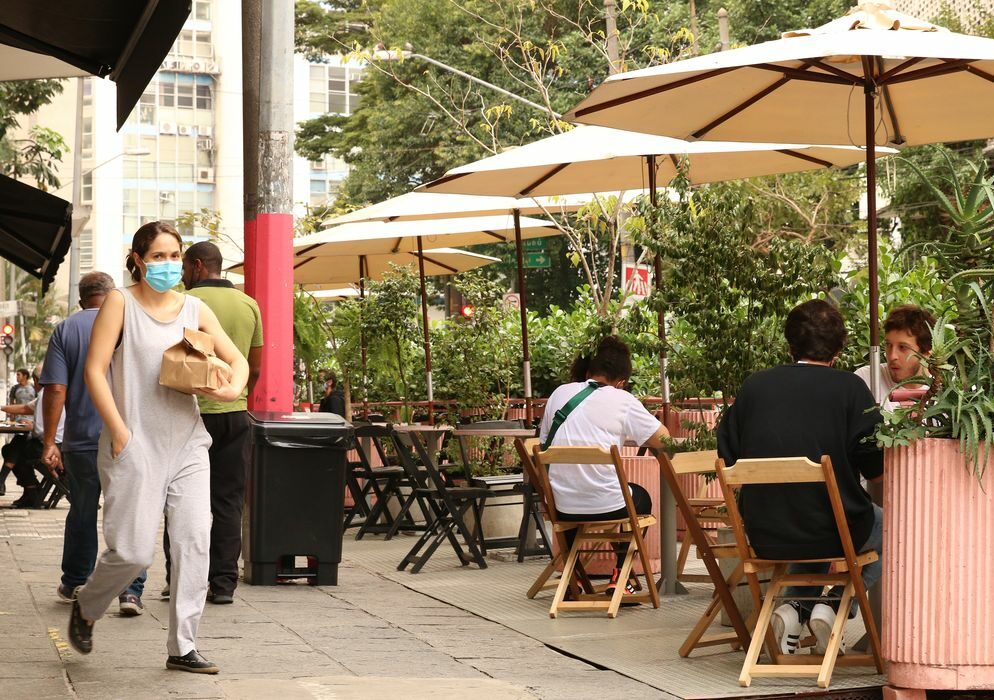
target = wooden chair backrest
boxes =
[515,437,554,515]
[715,455,861,566]
[533,444,639,523]
[669,449,720,475]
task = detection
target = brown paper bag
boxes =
[159,327,232,394]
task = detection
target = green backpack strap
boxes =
[541,381,603,451]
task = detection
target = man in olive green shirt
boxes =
[163,242,262,604]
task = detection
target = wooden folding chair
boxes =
[658,450,752,657]
[716,456,884,689]
[514,438,594,600]
[532,444,661,618]
[350,425,425,540]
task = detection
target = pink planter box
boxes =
[884,439,994,691]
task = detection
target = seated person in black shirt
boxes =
[717,299,883,657]
[318,372,346,418]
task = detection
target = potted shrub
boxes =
[874,152,994,694]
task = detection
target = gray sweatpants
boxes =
[78,436,211,657]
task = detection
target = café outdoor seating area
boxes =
[333,405,888,699]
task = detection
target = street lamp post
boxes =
[371,45,560,118]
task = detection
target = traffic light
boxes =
[1,323,13,357]
[459,304,475,318]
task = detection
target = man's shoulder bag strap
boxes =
[541,381,602,451]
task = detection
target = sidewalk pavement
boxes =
[0,484,661,700]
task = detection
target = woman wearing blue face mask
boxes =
[68,222,249,674]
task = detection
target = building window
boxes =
[194,0,211,20]
[81,173,93,203]
[196,84,212,110]
[308,63,363,116]
[177,29,213,60]
[177,83,194,109]
[159,81,175,107]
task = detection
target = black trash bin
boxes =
[245,411,353,585]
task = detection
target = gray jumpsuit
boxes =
[77,287,212,657]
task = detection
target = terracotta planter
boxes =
[883,439,994,691]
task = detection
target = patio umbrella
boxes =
[229,246,500,417]
[323,191,641,226]
[564,0,994,395]
[420,125,883,417]
[300,216,557,421]
[301,213,560,420]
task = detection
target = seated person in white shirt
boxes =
[539,336,670,597]
[855,305,935,407]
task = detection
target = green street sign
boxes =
[524,252,551,269]
[523,238,546,251]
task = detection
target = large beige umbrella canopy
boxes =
[304,215,557,420]
[420,125,877,197]
[565,1,994,395]
[299,215,557,256]
[228,247,500,289]
[323,192,611,226]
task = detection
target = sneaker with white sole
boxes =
[118,593,144,616]
[771,602,803,655]
[809,602,845,655]
[57,583,76,604]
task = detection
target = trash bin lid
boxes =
[249,411,352,438]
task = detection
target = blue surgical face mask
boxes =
[143,260,182,293]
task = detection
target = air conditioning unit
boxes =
[197,137,214,151]
[190,61,204,73]
[199,126,213,137]
[177,125,193,136]
[161,59,182,71]
[197,167,215,183]
[179,61,192,72]
[205,62,220,74]
[159,122,177,134]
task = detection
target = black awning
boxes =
[0,0,191,129]
[0,174,72,295]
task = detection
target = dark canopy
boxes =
[0,0,191,128]
[0,174,72,295]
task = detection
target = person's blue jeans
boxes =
[783,503,883,622]
[61,450,146,597]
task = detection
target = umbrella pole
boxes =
[865,86,881,399]
[648,156,683,598]
[360,256,369,420]
[513,209,533,425]
[416,237,435,425]
[647,156,671,427]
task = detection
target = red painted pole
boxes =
[250,0,294,413]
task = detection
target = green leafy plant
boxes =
[875,152,994,481]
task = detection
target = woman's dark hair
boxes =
[568,354,591,382]
[126,221,183,283]
[586,336,633,382]
[884,304,936,354]
[784,299,847,362]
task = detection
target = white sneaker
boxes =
[809,603,845,655]
[771,603,802,655]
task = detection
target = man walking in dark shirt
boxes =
[717,299,883,657]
